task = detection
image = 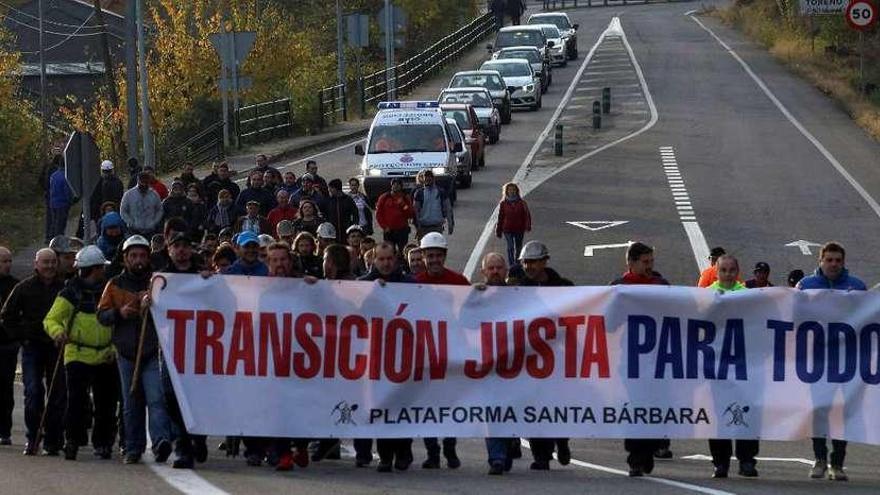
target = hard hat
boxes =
[100,160,114,171]
[519,240,549,261]
[122,234,150,253]
[276,220,295,237]
[48,235,77,254]
[236,231,260,247]
[258,234,275,248]
[346,224,364,235]
[317,222,337,239]
[74,245,109,268]
[419,232,448,250]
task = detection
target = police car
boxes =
[355,101,460,204]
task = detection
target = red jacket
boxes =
[267,205,298,232]
[495,198,531,236]
[151,179,169,200]
[415,268,470,286]
[376,191,414,231]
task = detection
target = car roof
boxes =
[498,46,541,52]
[453,70,503,77]
[373,108,445,126]
[529,12,570,20]
[440,103,475,111]
[442,86,492,94]
[531,23,561,33]
[483,58,532,67]
[499,25,544,33]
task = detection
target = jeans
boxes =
[813,437,847,467]
[503,232,524,266]
[65,361,117,448]
[21,342,65,447]
[160,356,205,457]
[486,438,514,464]
[117,355,171,455]
[0,344,19,438]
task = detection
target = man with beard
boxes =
[0,248,66,455]
[43,246,116,461]
[121,171,164,237]
[97,235,173,465]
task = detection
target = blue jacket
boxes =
[797,268,866,291]
[49,169,72,209]
[96,212,125,259]
[223,259,269,277]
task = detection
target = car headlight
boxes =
[525,84,535,93]
[432,167,446,176]
[367,169,382,177]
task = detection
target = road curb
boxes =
[262,126,370,168]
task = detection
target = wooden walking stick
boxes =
[129,275,166,396]
[34,302,79,451]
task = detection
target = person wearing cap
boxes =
[787,269,804,288]
[413,170,454,239]
[319,179,359,244]
[412,232,466,469]
[745,262,774,288]
[47,164,73,240]
[697,247,726,288]
[267,189,298,233]
[150,218,205,273]
[290,173,322,206]
[376,178,414,256]
[203,162,240,203]
[292,232,322,278]
[797,242,865,481]
[609,242,671,477]
[43,246,116,461]
[121,171,164,237]
[276,220,296,246]
[235,171,276,216]
[234,200,272,236]
[222,232,269,277]
[50,235,79,281]
[0,248,65,455]
[507,240,573,470]
[315,222,338,256]
[90,160,125,223]
[97,236,173,465]
[0,246,19,446]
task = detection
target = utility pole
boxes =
[125,0,139,163]
[384,0,395,100]
[38,0,47,140]
[136,0,155,169]
[337,0,345,87]
[93,0,126,165]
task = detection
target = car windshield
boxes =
[442,110,472,130]
[440,91,492,108]
[496,30,544,49]
[482,63,531,78]
[367,125,447,153]
[499,50,540,64]
[451,74,506,91]
[529,16,571,30]
[540,26,561,39]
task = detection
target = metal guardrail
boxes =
[317,84,347,129]
[536,0,679,8]
[164,121,225,172]
[358,13,498,115]
[236,98,293,145]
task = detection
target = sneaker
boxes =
[556,440,571,466]
[828,466,848,481]
[445,451,461,469]
[712,465,729,479]
[421,456,441,469]
[153,440,172,463]
[123,452,142,465]
[172,455,194,469]
[22,442,36,456]
[530,461,550,470]
[810,460,827,479]
[93,446,112,460]
[377,461,393,473]
[293,449,310,468]
[275,452,294,472]
[64,443,78,461]
[628,466,644,477]
[738,461,758,477]
[488,460,504,475]
[0,437,11,446]
[654,447,673,459]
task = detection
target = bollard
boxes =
[555,124,564,156]
[602,87,611,114]
[592,101,602,130]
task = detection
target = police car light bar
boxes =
[377,101,440,110]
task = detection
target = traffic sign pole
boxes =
[845,0,877,96]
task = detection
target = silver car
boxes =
[531,24,567,67]
[448,70,512,125]
[438,87,501,144]
[480,59,542,111]
[445,118,472,188]
[528,12,579,60]
[494,46,552,93]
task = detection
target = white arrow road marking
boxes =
[519,440,736,495]
[682,454,814,466]
[567,220,629,232]
[785,240,822,255]
[584,241,634,257]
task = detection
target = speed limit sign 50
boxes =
[846,0,877,31]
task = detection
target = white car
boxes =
[531,23,567,67]
[528,12,579,60]
[480,59,542,111]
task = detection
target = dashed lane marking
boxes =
[661,146,711,272]
[145,452,231,495]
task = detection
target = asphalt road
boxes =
[5,1,880,493]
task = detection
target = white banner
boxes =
[150,274,880,444]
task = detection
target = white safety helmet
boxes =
[419,232,448,250]
[122,234,150,253]
[74,245,110,268]
[317,222,337,239]
[519,240,549,261]
[258,234,275,248]
[100,160,114,171]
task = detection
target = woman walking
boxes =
[495,183,531,266]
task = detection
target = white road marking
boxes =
[567,220,630,231]
[690,14,880,222]
[464,16,661,278]
[280,138,365,170]
[584,241,634,257]
[660,147,711,271]
[519,440,736,495]
[785,239,822,255]
[145,452,231,495]
[682,453,813,466]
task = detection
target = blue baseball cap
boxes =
[236,231,260,247]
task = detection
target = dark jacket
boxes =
[235,187,277,216]
[203,176,241,203]
[205,202,240,234]
[97,270,156,361]
[162,195,194,222]
[358,266,414,283]
[319,194,359,243]
[90,174,125,219]
[507,266,573,287]
[0,274,21,345]
[295,254,323,278]
[0,273,65,344]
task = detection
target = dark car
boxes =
[448,70,512,125]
